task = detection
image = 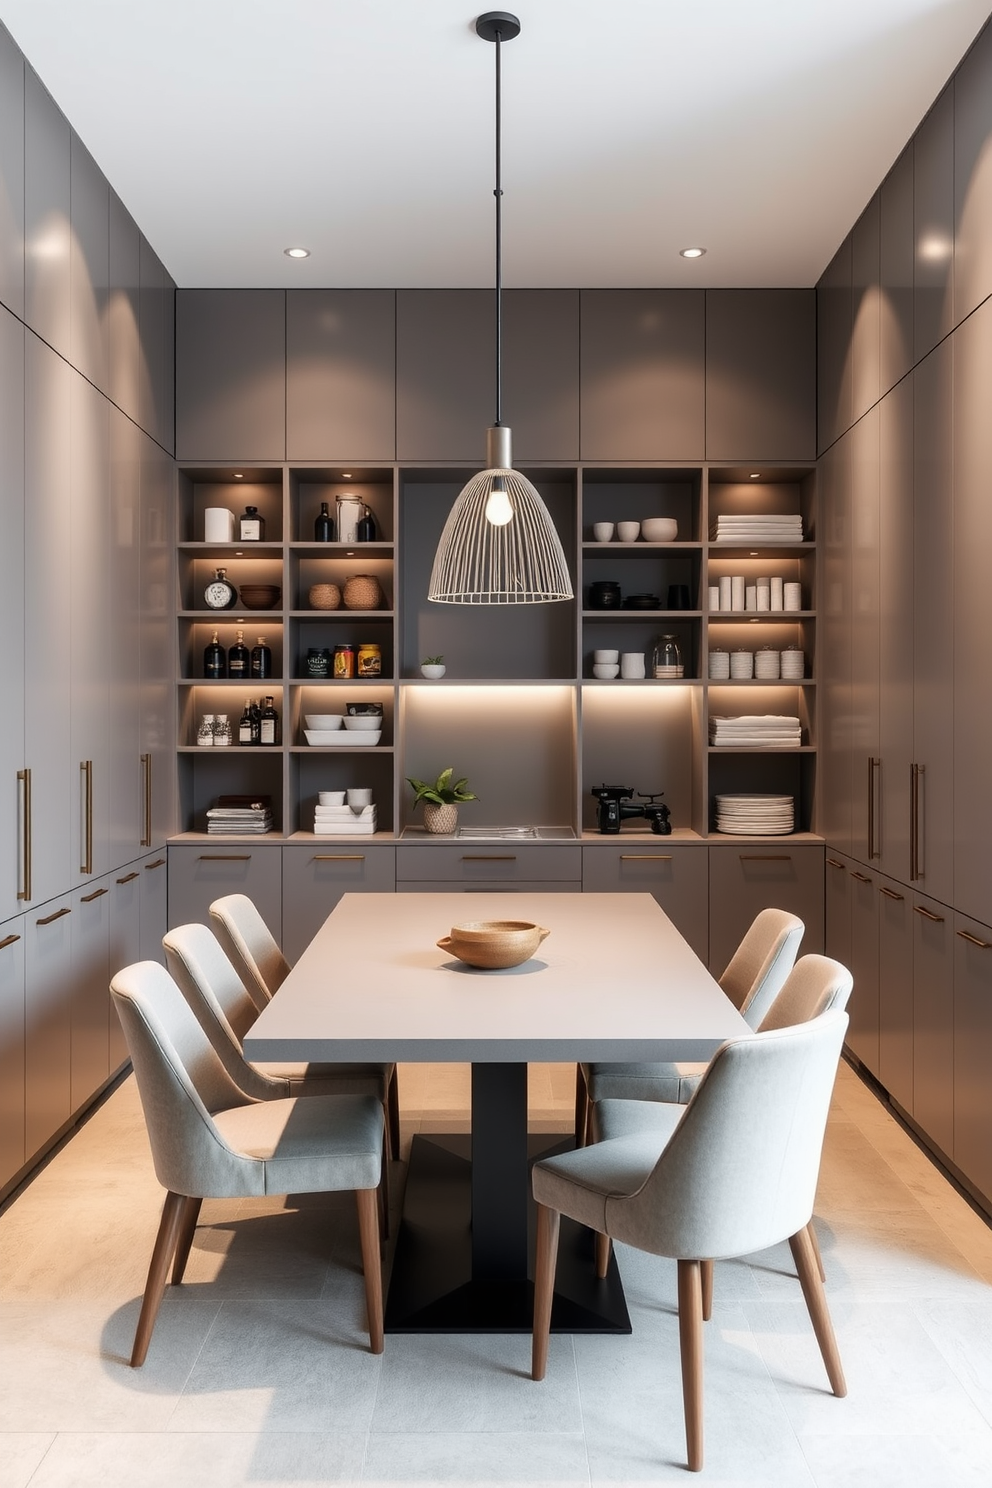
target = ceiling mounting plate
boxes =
[476,11,521,43]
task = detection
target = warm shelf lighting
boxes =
[284,247,310,259]
[680,247,706,259]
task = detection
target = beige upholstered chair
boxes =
[110,960,384,1367]
[533,1008,850,1472]
[209,894,401,1159]
[574,907,805,1142]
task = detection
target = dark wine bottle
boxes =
[356,503,377,541]
[228,628,249,680]
[250,635,272,679]
[204,629,226,679]
[314,501,334,542]
[238,699,252,745]
[239,505,264,540]
[259,694,279,746]
[248,698,262,746]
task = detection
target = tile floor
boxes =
[3,1059,992,1486]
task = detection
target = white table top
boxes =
[244,892,748,1064]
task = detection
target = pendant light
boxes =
[428,12,573,605]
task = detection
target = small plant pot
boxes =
[423,802,458,835]
[421,663,446,679]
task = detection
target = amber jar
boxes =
[333,644,356,679]
[357,642,382,678]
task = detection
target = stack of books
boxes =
[206,795,274,834]
[709,715,802,747]
[711,512,804,543]
[314,803,377,836]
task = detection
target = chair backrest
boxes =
[719,908,805,1029]
[163,922,283,1101]
[110,961,258,1198]
[209,894,290,1011]
[757,953,853,1032]
[609,1008,849,1262]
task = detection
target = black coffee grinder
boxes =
[591,786,672,835]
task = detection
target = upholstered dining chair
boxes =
[533,1008,850,1473]
[110,960,384,1367]
[209,893,401,1159]
[574,907,805,1143]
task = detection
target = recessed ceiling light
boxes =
[284,246,310,259]
[340,472,353,479]
[749,472,761,480]
[680,247,706,259]
[233,472,244,479]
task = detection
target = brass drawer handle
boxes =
[826,857,846,869]
[740,854,792,862]
[17,767,31,901]
[461,854,517,861]
[141,753,152,848]
[80,759,93,874]
[197,854,251,862]
[619,854,674,861]
[957,930,992,949]
[37,907,71,926]
[144,858,166,870]
[313,854,366,861]
[0,933,20,950]
[879,886,904,901]
[913,905,945,923]
[850,871,873,884]
[116,872,140,884]
[80,887,108,903]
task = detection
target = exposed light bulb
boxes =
[485,481,514,526]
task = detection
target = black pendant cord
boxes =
[493,25,503,429]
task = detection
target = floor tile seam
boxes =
[908,1301,992,1424]
[162,1296,227,1428]
[18,1428,57,1488]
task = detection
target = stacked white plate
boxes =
[715,794,795,835]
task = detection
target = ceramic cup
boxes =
[617,521,640,543]
[620,652,647,679]
[592,522,614,542]
[593,649,619,663]
[592,662,620,679]
[347,787,373,807]
[319,790,346,805]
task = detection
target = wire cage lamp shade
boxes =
[428,12,574,607]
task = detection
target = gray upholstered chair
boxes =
[110,960,384,1367]
[209,893,401,1159]
[533,1008,850,1473]
[574,907,805,1142]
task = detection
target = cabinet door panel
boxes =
[139,852,168,964]
[580,290,704,460]
[707,843,824,977]
[819,434,853,852]
[877,877,913,1112]
[176,289,285,460]
[824,853,852,979]
[139,235,174,451]
[877,377,913,881]
[912,891,953,1158]
[879,144,914,395]
[581,843,708,964]
[24,68,70,359]
[167,844,281,939]
[396,843,581,884]
[139,432,175,848]
[108,864,141,1071]
[847,867,879,1075]
[705,290,814,461]
[287,289,395,460]
[817,235,853,452]
[107,190,140,423]
[70,879,110,1112]
[24,894,72,1157]
[851,197,881,423]
[914,86,954,364]
[282,844,396,964]
[953,910,992,1206]
[850,406,880,865]
[503,290,580,461]
[0,917,25,1190]
[953,24,992,328]
[0,308,25,921]
[0,25,24,318]
[69,132,109,393]
[396,290,492,462]
[108,408,142,861]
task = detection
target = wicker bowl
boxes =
[437,919,550,970]
[308,583,341,610]
[343,573,383,610]
[238,583,281,610]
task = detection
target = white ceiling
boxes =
[2,0,989,289]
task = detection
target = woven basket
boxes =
[343,573,383,610]
[308,583,341,610]
[437,919,550,969]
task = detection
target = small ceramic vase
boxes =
[423,802,458,835]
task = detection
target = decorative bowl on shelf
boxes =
[343,714,381,731]
[304,729,381,746]
[304,714,343,730]
[437,919,550,970]
[308,583,341,610]
[342,574,383,610]
[623,593,660,609]
[239,583,281,609]
[641,517,679,542]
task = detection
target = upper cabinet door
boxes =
[396,290,492,462]
[287,290,395,461]
[69,132,109,396]
[851,196,881,424]
[176,289,285,460]
[705,290,815,462]
[580,290,704,460]
[24,69,70,361]
[502,290,580,462]
[879,143,914,396]
[915,86,954,365]
[106,190,140,424]
[0,25,25,319]
[817,235,853,453]
[139,235,174,453]
[954,23,992,329]
[0,307,24,922]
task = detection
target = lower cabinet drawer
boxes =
[582,842,709,963]
[396,881,581,895]
[708,842,824,974]
[396,842,582,884]
[167,843,283,937]
[282,844,396,964]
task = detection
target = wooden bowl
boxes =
[437,919,550,969]
[239,583,281,609]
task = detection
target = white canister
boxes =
[756,578,771,612]
[718,576,733,611]
[780,647,805,678]
[620,652,646,679]
[754,646,780,679]
[731,575,745,612]
[336,495,364,544]
[730,649,754,679]
[770,576,784,610]
[708,585,721,611]
[784,581,802,611]
[744,584,757,612]
[708,649,730,679]
[204,507,235,542]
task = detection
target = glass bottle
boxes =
[213,712,232,746]
[228,628,249,680]
[356,503,377,542]
[204,629,226,679]
[259,695,279,745]
[197,713,215,747]
[250,635,272,680]
[248,698,262,746]
[239,505,264,540]
[314,501,334,542]
[238,699,253,745]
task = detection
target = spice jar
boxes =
[305,647,331,679]
[357,642,382,678]
[333,644,356,679]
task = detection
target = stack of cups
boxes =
[784,582,802,611]
[780,646,805,678]
[708,648,730,679]
[754,646,780,679]
[730,649,754,679]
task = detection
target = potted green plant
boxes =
[407,767,477,835]
[420,654,446,679]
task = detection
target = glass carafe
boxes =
[652,634,684,678]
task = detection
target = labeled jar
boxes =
[333,644,356,679]
[305,647,331,679]
[357,642,382,678]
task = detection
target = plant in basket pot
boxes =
[407,768,477,836]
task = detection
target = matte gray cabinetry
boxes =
[107,191,140,423]
[138,852,168,963]
[818,433,853,853]
[108,408,142,861]
[70,878,111,1113]
[176,290,286,460]
[69,132,109,395]
[847,864,880,1074]
[282,844,396,965]
[851,197,881,423]
[0,917,25,1191]
[824,853,852,978]
[879,143,914,396]
[912,890,954,1160]
[502,290,580,461]
[816,236,853,454]
[953,22,992,328]
[704,290,815,461]
[287,290,396,461]
[952,911,992,1205]
[24,68,70,360]
[139,431,176,850]
[877,876,913,1112]
[914,85,955,364]
[167,842,282,938]
[580,290,705,460]
[707,842,824,977]
[0,307,24,922]
[138,235,175,454]
[24,894,72,1158]
[581,842,708,964]
[109,864,141,1071]
[395,843,581,886]
[0,24,24,319]
[877,375,914,881]
[849,405,880,866]
[395,290,492,462]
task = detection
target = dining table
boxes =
[243,891,748,1334]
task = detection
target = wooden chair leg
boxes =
[131,1190,187,1367]
[573,1065,589,1148]
[677,1258,705,1472]
[789,1227,846,1397]
[532,1203,560,1381]
[170,1196,202,1285]
[806,1218,826,1282]
[701,1258,714,1321]
[355,1187,384,1355]
[594,1230,611,1280]
[386,1068,401,1161]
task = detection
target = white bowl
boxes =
[641,517,678,542]
[593,649,619,664]
[305,729,381,746]
[319,790,346,805]
[592,522,614,542]
[343,714,382,731]
[305,714,343,730]
[617,521,640,542]
[592,663,620,679]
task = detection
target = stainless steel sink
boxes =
[455,825,576,841]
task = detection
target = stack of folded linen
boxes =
[314,803,377,835]
[709,714,802,747]
[206,796,273,834]
[711,512,803,543]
